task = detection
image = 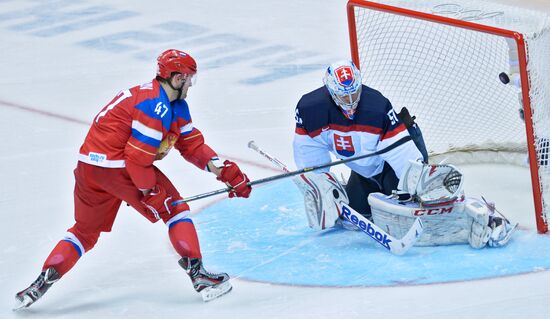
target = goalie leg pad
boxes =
[369,192,470,246]
[463,199,491,249]
[469,219,492,249]
[293,172,349,230]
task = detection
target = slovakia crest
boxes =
[334,66,355,87]
[333,134,355,157]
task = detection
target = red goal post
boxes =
[347,0,550,233]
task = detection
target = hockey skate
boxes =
[487,215,518,247]
[482,197,519,248]
[178,257,232,302]
[14,267,60,311]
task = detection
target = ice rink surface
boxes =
[1,0,550,318]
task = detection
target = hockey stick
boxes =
[340,203,423,255]
[249,140,424,255]
[176,135,411,203]
[247,141,291,173]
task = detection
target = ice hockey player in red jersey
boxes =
[14,49,251,308]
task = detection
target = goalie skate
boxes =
[483,198,519,248]
[178,257,232,302]
[488,218,518,247]
[14,267,59,311]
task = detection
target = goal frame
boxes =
[346,0,547,233]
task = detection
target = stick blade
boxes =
[391,217,424,255]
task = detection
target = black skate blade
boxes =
[200,281,232,302]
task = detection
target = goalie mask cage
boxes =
[347,0,550,233]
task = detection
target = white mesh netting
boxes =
[351,0,550,231]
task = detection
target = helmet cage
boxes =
[329,87,362,119]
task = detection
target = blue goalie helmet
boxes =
[323,60,362,119]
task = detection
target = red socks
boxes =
[43,240,81,277]
[168,220,202,259]
[42,220,202,277]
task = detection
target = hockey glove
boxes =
[141,185,189,223]
[217,160,252,198]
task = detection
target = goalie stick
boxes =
[248,140,424,255]
[175,135,412,204]
[340,203,423,255]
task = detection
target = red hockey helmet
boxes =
[156,49,197,79]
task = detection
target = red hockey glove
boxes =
[140,185,190,223]
[217,160,252,198]
[141,185,172,221]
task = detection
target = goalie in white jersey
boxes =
[292,60,516,249]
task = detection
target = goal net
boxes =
[347,0,550,233]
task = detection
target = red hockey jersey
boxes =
[79,79,216,190]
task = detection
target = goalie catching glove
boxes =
[398,160,464,206]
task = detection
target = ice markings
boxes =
[0,0,331,85]
[88,24,329,85]
[81,22,209,53]
[0,1,138,36]
[32,11,138,37]
[196,179,550,287]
